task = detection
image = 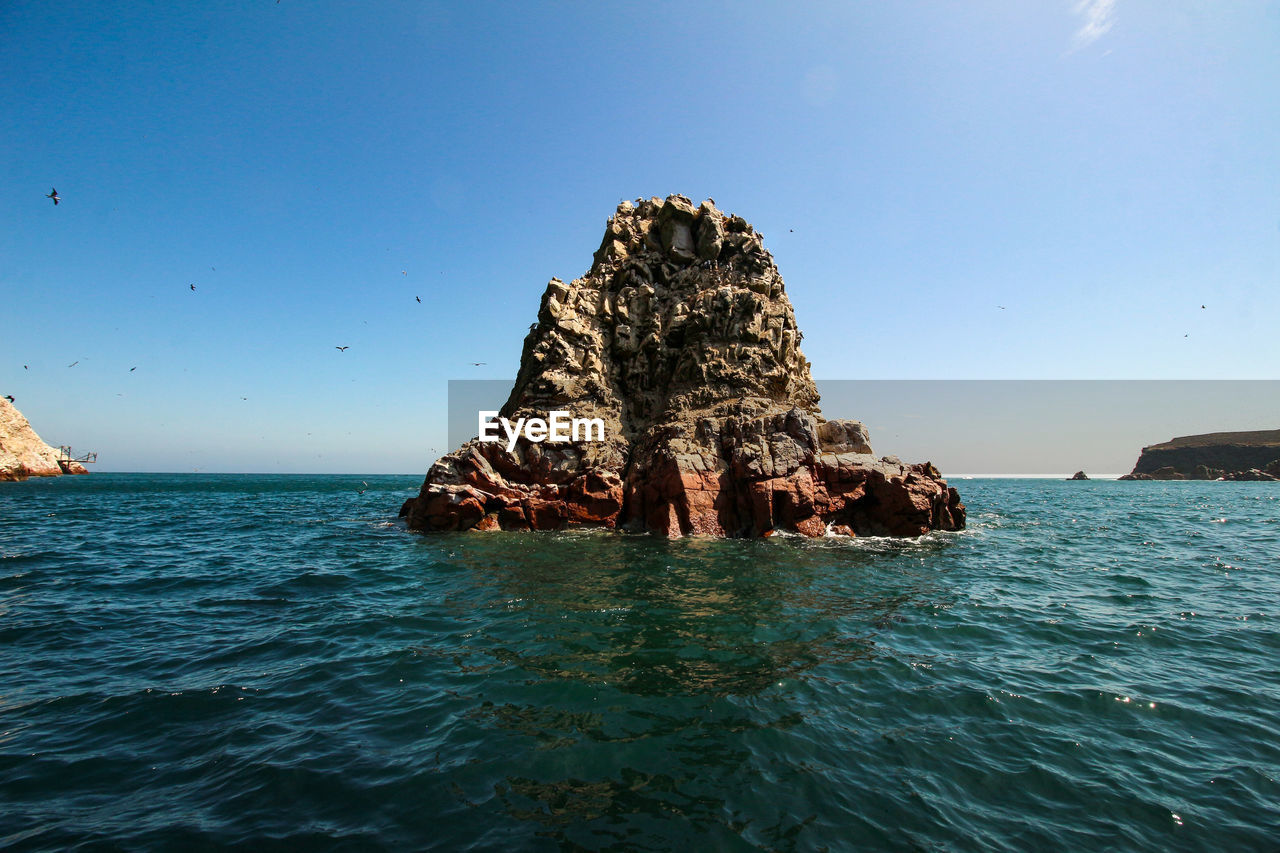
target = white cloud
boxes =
[1070,0,1116,50]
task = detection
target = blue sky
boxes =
[3,1,1277,473]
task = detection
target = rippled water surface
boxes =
[2,474,1278,850]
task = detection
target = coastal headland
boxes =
[400,195,964,537]
[0,398,89,481]
[1119,429,1280,481]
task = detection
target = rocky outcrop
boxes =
[1120,430,1280,482]
[1068,471,1089,480]
[1221,469,1279,482]
[0,399,87,481]
[400,195,964,538]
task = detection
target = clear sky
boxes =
[3,1,1277,473]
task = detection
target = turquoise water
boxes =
[2,474,1278,851]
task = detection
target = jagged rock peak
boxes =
[401,195,964,538]
[504,195,816,443]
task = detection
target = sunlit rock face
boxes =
[0,399,87,481]
[401,195,964,538]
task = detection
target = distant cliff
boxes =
[0,399,87,481]
[1120,430,1280,480]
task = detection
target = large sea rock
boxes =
[400,195,964,538]
[0,398,87,481]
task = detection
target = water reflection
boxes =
[426,533,957,848]
[442,534,954,698]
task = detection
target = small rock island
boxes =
[0,398,89,481]
[1118,429,1280,481]
[401,195,964,537]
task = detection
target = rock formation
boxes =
[0,398,88,481]
[401,195,964,538]
[1068,471,1089,480]
[1119,430,1280,481]
[1221,468,1279,482]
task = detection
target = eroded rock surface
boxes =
[401,195,964,537]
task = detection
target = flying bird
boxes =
[336,346,349,352]
[23,365,28,370]
[402,270,407,275]
[470,362,486,366]
[189,283,196,291]
[46,188,59,205]
[997,305,1006,310]
[1201,305,1206,309]
[67,361,78,367]
[416,296,421,303]
[130,367,137,372]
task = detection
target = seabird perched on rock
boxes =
[4,395,13,403]
[46,188,59,205]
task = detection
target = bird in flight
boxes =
[23,365,28,370]
[130,367,137,372]
[471,362,486,366]
[189,283,196,291]
[67,360,78,367]
[336,346,349,352]
[997,305,1006,310]
[402,270,407,275]
[416,296,421,303]
[1201,305,1206,309]
[46,188,59,205]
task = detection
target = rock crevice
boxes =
[401,196,964,537]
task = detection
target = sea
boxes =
[1,474,1277,851]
